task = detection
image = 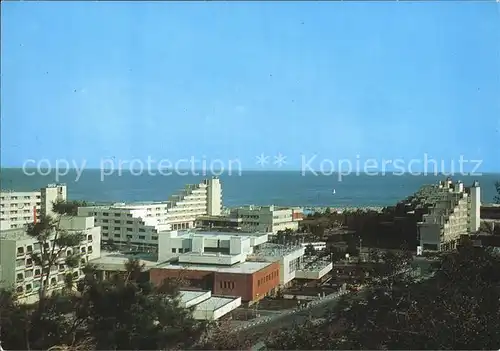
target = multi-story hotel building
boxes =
[77,177,222,250]
[0,184,67,230]
[228,205,302,233]
[90,229,332,303]
[415,179,481,252]
[0,215,101,304]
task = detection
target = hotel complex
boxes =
[0,214,101,304]
[196,205,303,234]
[77,177,222,250]
[92,229,332,304]
[2,176,488,319]
[0,184,67,230]
[411,179,481,252]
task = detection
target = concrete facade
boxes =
[0,184,67,230]
[179,290,242,320]
[416,179,481,252]
[150,261,280,303]
[78,177,223,250]
[0,215,101,304]
[229,205,300,233]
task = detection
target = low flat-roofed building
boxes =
[150,260,280,303]
[229,205,300,233]
[247,243,305,287]
[157,230,269,264]
[88,251,159,280]
[481,204,500,220]
[294,258,333,280]
[179,290,241,320]
[195,215,243,230]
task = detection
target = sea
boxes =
[0,169,498,208]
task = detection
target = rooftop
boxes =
[0,228,30,241]
[155,260,272,274]
[89,251,159,270]
[252,243,304,257]
[195,296,238,311]
[173,230,269,239]
[180,290,209,303]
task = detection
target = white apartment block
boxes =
[0,215,101,304]
[78,177,222,250]
[416,179,481,252]
[229,205,300,234]
[0,184,67,230]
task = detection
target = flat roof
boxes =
[180,290,209,303]
[174,230,268,240]
[0,228,30,241]
[252,243,304,257]
[155,260,272,274]
[195,296,238,311]
[89,251,159,270]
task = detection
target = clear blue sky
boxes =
[1,2,499,171]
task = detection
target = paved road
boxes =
[236,257,438,341]
[235,291,351,339]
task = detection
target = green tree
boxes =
[0,259,208,350]
[494,181,500,204]
[25,200,86,301]
[262,243,500,350]
[304,243,317,256]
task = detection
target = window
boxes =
[17,247,24,256]
[139,229,145,232]
[172,248,177,253]
[59,264,65,271]
[16,286,23,293]
[114,220,120,224]
[26,245,33,253]
[25,284,32,292]
[87,235,93,241]
[114,227,120,230]
[34,269,41,277]
[16,273,23,282]
[114,213,121,217]
[127,228,132,232]
[126,221,133,224]
[103,212,109,216]
[81,247,86,253]
[26,258,33,267]
[126,234,132,239]
[103,226,108,230]
[114,234,120,238]
[103,219,109,223]
[152,236,158,240]
[139,235,145,240]
[87,246,93,253]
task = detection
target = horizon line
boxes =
[1,167,499,175]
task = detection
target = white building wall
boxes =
[0,216,101,304]
[0,184,66,230]
[280,248,305,285]
[416,180,481,252]
[78,178,223,250]
[231,206,298,234]
[469,183,481,232]
[206,177,222,216]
